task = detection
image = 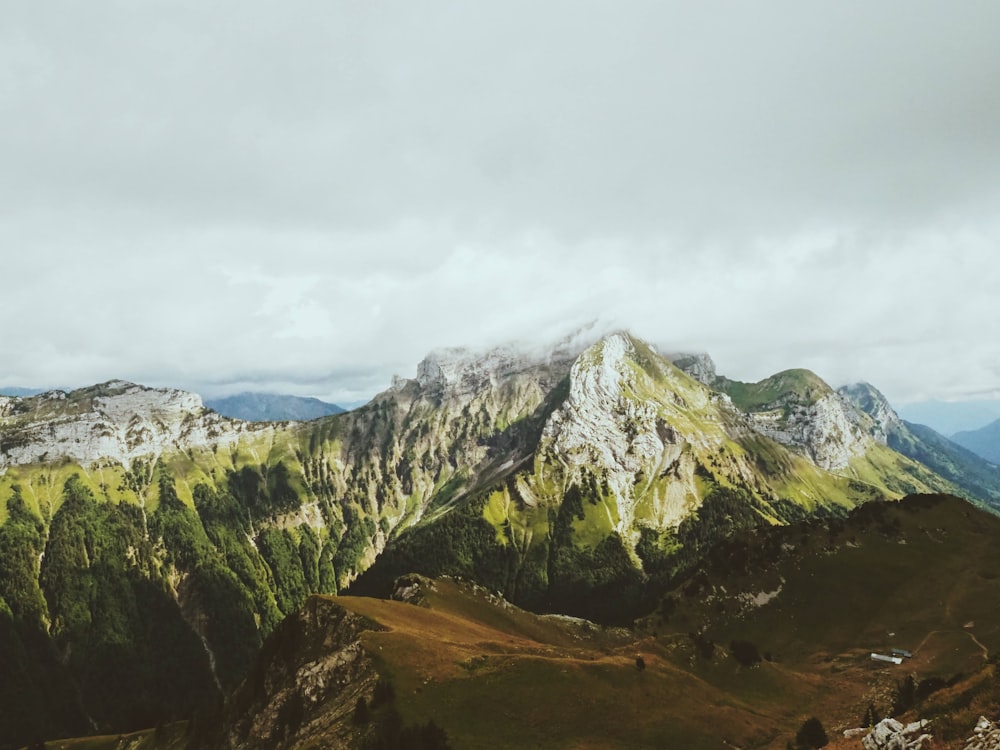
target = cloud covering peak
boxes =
[2,1,999,405]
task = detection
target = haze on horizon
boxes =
[2,1,999,407]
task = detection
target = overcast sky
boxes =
[2,1,999,406]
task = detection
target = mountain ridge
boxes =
[205,392,346,422]
[2,330,1000,747]
[951,418,1000,465]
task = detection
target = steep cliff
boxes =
[210,596,385,750]
[0,380,274,470]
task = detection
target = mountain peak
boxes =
[667,352,718,386]
[413,338,582,395]
[838,381,903,442]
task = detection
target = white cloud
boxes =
[2,1,999,407]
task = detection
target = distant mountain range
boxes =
[0,387,46,397]
[897,399,1000,436]
[952,418,1000,465]
[204,392,346,422]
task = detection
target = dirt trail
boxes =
[966,630,989,661]
[913,628,989,663]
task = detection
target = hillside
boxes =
[0,332,997,747]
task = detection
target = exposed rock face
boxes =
[0,380,272,469]
[415,343,577,396]
[745,390,874,470]
[840,382,904,445]
[540,333,726,531]
[544,334,677,532]
[390,573,436,607]
[668,352,718,387]
[861,718,932,750]
[965,716,1000,750]
[216,596,385,750]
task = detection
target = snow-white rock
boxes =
[0,381,273,470]
[862,718,932,750]
[745,390,873,470]
[965,716,1000,750]
[541,333,689,532]
[415,342,577,397]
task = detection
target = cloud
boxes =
[2,1,999,406]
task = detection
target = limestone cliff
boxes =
[213,596,384,750]
[0,380,273,470]
[743,389,875,470]
[839,381,905,444]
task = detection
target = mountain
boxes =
[1,331,998,747]
[896,399,1000,437]
[204,393,346,422]
[951,418,1000,465]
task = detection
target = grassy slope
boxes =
[335,580,803,750]
[717,369,832,411]
[0,425,306,524]
[645,494,1000,746]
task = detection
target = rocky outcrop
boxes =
[215,596,385,750]
[542,334,687,531]
[390,573,436,607]
[0,380,273,469]
[839,382,904,445]
[668,352,718,387]
[965,716,1000,750]
[745,390,874,470]
[852,710,1000,749]
[861,718,932,749]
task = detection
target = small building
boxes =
[891,648,912,659]
[871,652,903,665]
